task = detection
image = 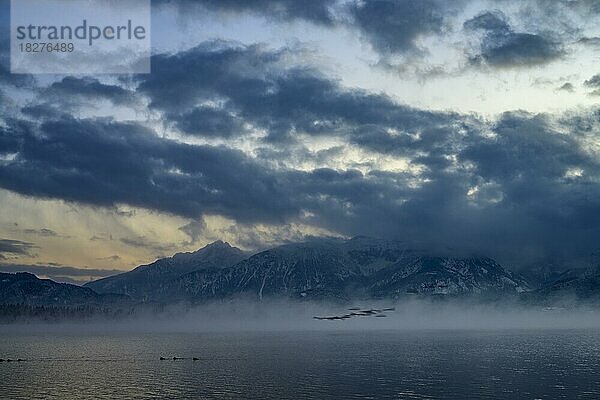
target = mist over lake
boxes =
[2,301,600,399]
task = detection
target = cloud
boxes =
[464,10,564,68]
[0,238,37,257]
[347,0,447,55]
[557,83,575,92]
[584,74,600,88]
[154,0,336,25]
[578,36,600,48]
[145,1,590,80]
[136,41,458,144]
[463,10,510,32]
[461,111,588,181]
[90,234,113,241]
[583,74,600,96]
[45,76,134,106]
[0,115,295,223]
[457,110,600,258]
[119,236,179,256]
[95,255,121,262]
[5,225,70,240]
[20,103,70,120]
[179,219,207,244]
[170,106,248,138]
[21,228,59,237]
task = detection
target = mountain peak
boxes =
[85,239,248,298]
[201,240,232,250]
[173,239,243,262]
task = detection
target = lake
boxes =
[1,328,600,399]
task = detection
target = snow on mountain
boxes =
[85,240,247,300]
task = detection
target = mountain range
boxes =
[87,236,528,302]
[0,272,128,307]
[1,237,599,308]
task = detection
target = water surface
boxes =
[1,329,600,399]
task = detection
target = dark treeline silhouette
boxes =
[0,303,166,323]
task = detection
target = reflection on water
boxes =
[1,330,600,399]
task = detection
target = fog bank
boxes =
[2,299,600,333]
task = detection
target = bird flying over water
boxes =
[314,306,395,321]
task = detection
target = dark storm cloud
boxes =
[19,77,137,117]
[4,51,467,255]
[137,41,279,113]
[343,1,588,64]
[477,33,562,67]
[463,10,510,32]
[348,120,466,159]
[584,74,600,95]
[0,238,37,256]
[2,41,600,267]
[2,106,600,266]
[281,110,600,267]
[457,111,600,262]
[170,107,247,138]
[347,0,446,55]
[461,111,588,181]
[0,123,21,154]
[46,77,134,106]
[464,10,564,68]
[20,103,70,120]
[153,0,336,25]
[584,74,600,88]
[137,41,458,144]
[0,115,296,223]
[149,0,585,75]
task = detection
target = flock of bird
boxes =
[313,307,395,321]
[0,358,24,362]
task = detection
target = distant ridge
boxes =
[0,272,128,306]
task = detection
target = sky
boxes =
[1,0,600,283]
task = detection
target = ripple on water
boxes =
[1,330,600,399]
